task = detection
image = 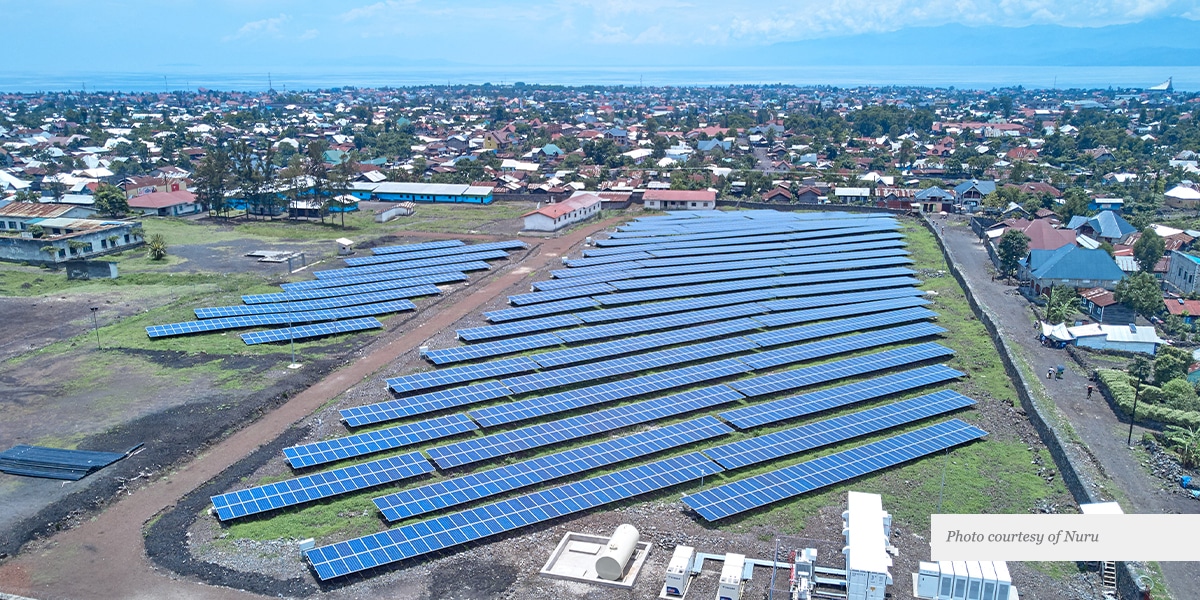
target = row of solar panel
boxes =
[241,317,384,346]
[245,273,467,304]
[598,216,896,246]
[147,300,414,338]
[562,230,904,268]
[366,239,464,255]
[579,223,899,259]
[370,239,524,258]
[344,241,526,267]
[286,259,494,291]
[196,285,440,319]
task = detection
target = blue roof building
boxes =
[953,179,997,211]
[1068,210,1137,244]
[1021,245,1126,294]
[696,139,732,153]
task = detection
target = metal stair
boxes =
[1100,561,1118,597]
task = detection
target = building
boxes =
[1021,245,1126,294]
[0,201,98,232]
[1087,198,1125,212]
[1165,185,1200,210]
[762,187,792,202]
[953,179,997,211]
[349,182,494,204]
[522,192,602,232]
[120,175,183,199]
[1164,297,1200,325]
[127,190,202,217]
[833,187,871,204]
[914,186,955,212]
[1066,210,1137,245]
[1165,250,1200,294]
[1080,287,1136,324]
[641,190,716,210]
[0,205,142,264]
[1068,323,1165,355]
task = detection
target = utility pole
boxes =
[90,307,101,350]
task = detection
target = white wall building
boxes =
[522,192,602,232]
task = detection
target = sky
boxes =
[2,0,1199,73]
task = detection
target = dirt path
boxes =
[0,217,623,600]
[937,216,1200,598]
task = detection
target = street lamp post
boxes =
[1127,377,1143,447]
[90,306,101,350]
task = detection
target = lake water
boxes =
[0,66,1194,93]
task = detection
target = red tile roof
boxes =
[524,193,601,219]
[127,190,197,209]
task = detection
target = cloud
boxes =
[300,29,319,40]
[224,13,291,41]
[340,0,421,22]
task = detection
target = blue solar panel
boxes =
[554,304,767,344]
[456,314,583,341]
[211,452,433,521]
[741,324,948,373]
[283,413,478,469]
[426,385,743,468]
[305,453,722,580]
[722,362,964,429]
[747,307,937,347]
[341,381,512,427]
[565,239,907,275]
[620,227,903,259]
[531,271,634,291]
[423,332,565,365]
[148,301,413,338]
[642,232,904,259]
[346,241,524,266]
[502,337,759,395]
[759,287,925,313]
[507,283,616,306]
[311,260,492,281]
[386,357,539,395]
[584,224,899,257]
[594,267,916,306]
[574,291,773,324]
[283,266,481,291]
[483,297,600,323]
[770,256,914,275]
[244,274,466,304]
[375,417,732,521]
[606,267,785,292]
[702,390,976,469]
[368,239,466,255]
[241,317,385,345]
[196,288,436,319]
[468,359,751,428]
[563,251,655,268]
[681,419,987,521]
[530,318,764,368]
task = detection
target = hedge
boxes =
[1096,369,1200,429]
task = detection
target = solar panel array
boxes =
[305,452,723,580]
[211,452,433,520]
[283,414,477,469]
[196,287,438,319]
[374,416,731,521]
[681,419,987,521]
[241,317,385,346]
[149,300,413,338]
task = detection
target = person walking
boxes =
[1087,385,1094,399]
[1047,367,1054,379]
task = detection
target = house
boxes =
[1164,297,1200,325]
[1084,147,1116,162]
[1021,245,1126,294]
[762,187,792,202]
[1087,197,1124,212]
[696,139,731,153]
[0,203,142,264]
[874,187,916,210]
[641,190,717,210]
[1068,323,1165,355]
[1080,287,1136,324]
[914,186,955,212]
[794,186,822,203]
[987,219,1076,252]
[1165,250,1200,294]
[833,187,870,204]
[522,192,602,232]
[1165,185,1200,210]
[953,179,997,211]
[127,190,202,217]
[351,182,494,204]
[0,201,98,232]
[1066,210,1137,244]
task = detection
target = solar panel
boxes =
[311,260,492,281]
[468,359,751,428]
[563,251,655,268]
[643,231,904,259]
[376,417,732,521]
[550,260,643,278]
[702,390,976,469]
[386,357,539,395]
[211,452,433,521]
[149,301,413,338]
[426,385,742,469]
[721,362,964,429]
[373,239,523,256]
[340,381,512,427]
[629,227,903,259]
[759,286,925,313]
[594,267,916,306]
[305,452,722,580]
[770,256,914,275]
[240,317,385,346]
[501,337,759,395]
[244,274,466,304]
[606,267,786,292]
[531,270,634,291]
[571,238,905,274]
[530,318,764,368]
[681,419,986,521]
[456,314,584,341]
[741,324,948,372]
[507,283,616,306]
[368,239,466,255]
[423,332,565,365]
[283,413,478,469]
[483,297,600,323]
[747,307,937,348]
[283,265,481,291]
[584,224,899,257]
[196,287,436,319]
[346,243,522,267]
[554,304,767,344]
[575,291,773,324]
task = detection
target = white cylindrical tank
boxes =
[595,524,640,581]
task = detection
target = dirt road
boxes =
[0,217,622,600]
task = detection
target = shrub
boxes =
[1162,378,1200,412]
[1097,370,1200,429]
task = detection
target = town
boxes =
[2,80,1199,600]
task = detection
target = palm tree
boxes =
[1164,425,1200,468]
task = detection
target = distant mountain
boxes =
[748,18,1200,66]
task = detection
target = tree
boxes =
[1059,187,1089,221]
[42,164,66,202]
[1044,285,1078,324]
[12,189,39,202]
[1164,425,1200,468]
[1129,355,1153,384]
[194,149,232,217]
[1113,272,1162,320]
[93,183,129,217]
[1154,346,1191,384]
[1132,227,1166,274]
[1161,379,1200,412]
[996,229,1030,277]
[146,233,168,260]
